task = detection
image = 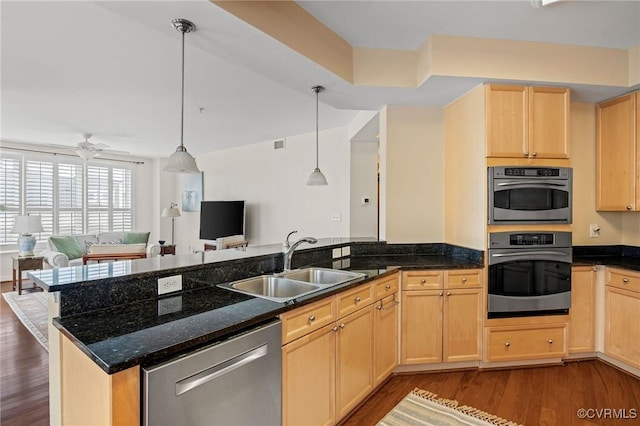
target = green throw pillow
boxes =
[50,236,85,260]
[123,232,150,245]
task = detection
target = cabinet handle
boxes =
[355,296,361,303]
[505,342,510,347]
[462,277,467,283]
[420,279,426,284]
[446,292,451,296]
[332,326,338,332]
[523,152,529,157]
[339,323,345,329]
[308,315,315,322]
[627,205,633,210]
[548,339,553,344]
[532,152,537,157]
[593,267,597,272]
[385,284,391,290]
[376,304,382,311]
[623,278,629,283]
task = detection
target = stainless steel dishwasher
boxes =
[143,320,281,426]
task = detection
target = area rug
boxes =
[378,388,522,426]
[3,291,49,351]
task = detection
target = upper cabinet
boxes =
[486,85,570,159]
[596,91,639,211]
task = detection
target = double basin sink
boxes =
[218,267,366,303]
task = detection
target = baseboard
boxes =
[596,353,640,379]
[394,361,479,374]
[479,358,564,370]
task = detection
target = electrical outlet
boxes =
[342,246,351,257]
[589,224,600,238]
[332,248,342,259]
[158,275,182,295]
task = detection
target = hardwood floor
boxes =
[1,278,639,426]
[342,361,640,426]
[0,280,49,426]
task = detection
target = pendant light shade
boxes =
[164,18,200,174]
[306,85,328,186]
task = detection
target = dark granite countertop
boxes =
[572,256,640,272]
[53,254,482,374]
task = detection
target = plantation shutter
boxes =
[112,167,132,231]
[87,165,110,234]
[0,156,21,243]
[58,163,84,235]
[25,160,53,240]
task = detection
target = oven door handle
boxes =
[491,250,570,258]
[496,180,567,187]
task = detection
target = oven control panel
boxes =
[510,233,554,245]
[489,231,572,249]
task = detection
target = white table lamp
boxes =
[11,215,44,257]
[161,203,181,245]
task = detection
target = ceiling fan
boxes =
[74,134,108,160]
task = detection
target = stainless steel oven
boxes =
[488,166,572,224]
[488,231,572,318]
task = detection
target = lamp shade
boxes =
[163,147,200,173]
[11,215,44,234]
[306,168,328,186]
[161,207,181,218]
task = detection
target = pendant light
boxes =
[163,18,200,174]
[306,85,328,186]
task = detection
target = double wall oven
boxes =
[488,231,572,318]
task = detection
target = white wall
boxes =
[350,141,379,238]
[174,127,351,253]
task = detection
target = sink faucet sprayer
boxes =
[283,231,317,271]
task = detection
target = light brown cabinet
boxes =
[568,266,596,354]
[486,84,570,159]
[400,269,483,365]
[281,273,399,425]
[604,267,640,369]
[596,91,639,211]
[485,323,567,362]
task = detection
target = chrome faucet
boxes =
[283,231,317,271]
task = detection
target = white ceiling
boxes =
[1,0,639,159]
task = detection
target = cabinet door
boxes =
[604,286,640,369]
[282,324,336,426]
[528,86,570,159]
[597,93,637,211]
[443,288,482,362]
[486,84,528,158]
[374,295,398,387]
[336,305,374,420]
[400,290,442,364]
[569,267,596,354]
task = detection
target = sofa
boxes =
[39,231,160,268]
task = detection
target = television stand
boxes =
[204,240,248,251]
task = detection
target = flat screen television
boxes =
[199,201,245,240]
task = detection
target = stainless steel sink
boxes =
[218,268,366,303]
[280,267,365,286]
[218,276,322,302]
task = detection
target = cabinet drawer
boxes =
[280,297,337,345]
[373,274,399,299]
[606,267,640,293]
[337,283,373,318]
[402,271,443,291]
[445,269,483,289]
[485,325,567,362]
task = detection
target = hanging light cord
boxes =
[180,27,186,150]
[315,87,319,169]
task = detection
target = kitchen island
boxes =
[28,239,483,425]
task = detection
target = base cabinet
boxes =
[604,268,640,369]
[400,269,483,365]
[569,266,596,353]
[485,324,567,362]
[281,273,399,426]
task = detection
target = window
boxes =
[0,149,135,248]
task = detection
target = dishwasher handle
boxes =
[175,344,268,396]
